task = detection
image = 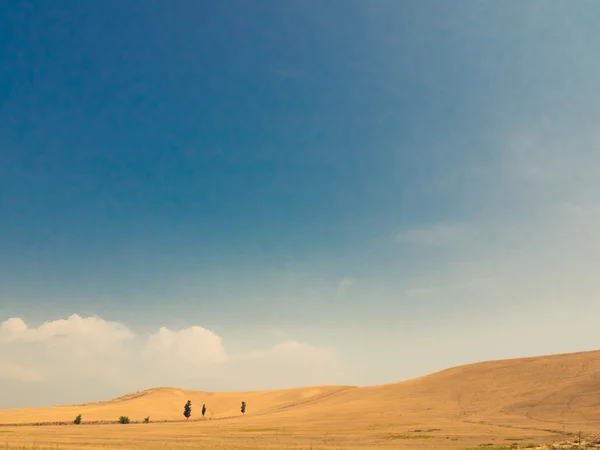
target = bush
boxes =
[118,416,130,424]
[144,416,150,423]
[74,414,82,425]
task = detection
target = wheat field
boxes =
[2,349,600,449]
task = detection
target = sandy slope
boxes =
[0,385,351,424]
[1,349,599,441]
[259,349,600,433]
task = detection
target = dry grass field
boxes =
[2,349,600,449]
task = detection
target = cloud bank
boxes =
[0,314,339,408]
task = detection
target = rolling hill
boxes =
[1,349,599,435]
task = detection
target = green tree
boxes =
[118,416,130,424]
[241,401,246,414]
[74,414,82,425]
[184,400,192,419]
[202,404,207,418]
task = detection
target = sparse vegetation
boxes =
[183,400,192,419]
[73,414,81,425]
[464,445,518,450]
[143,416,150,423]
[118,416,130,424]
[464,443,541,450]
[379,433,434,440]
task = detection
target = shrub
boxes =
[74,414,82,424]
[144,416,150,423]
[118,416,130,424]
[241,401,246,414]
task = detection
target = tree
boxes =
[74,414,82,425]
[118,416,130,424]
[143,416,150,423]
[183,400,192,419]
[241,401,246,414]
[202,404,206,418]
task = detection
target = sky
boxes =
[1,0,599,409]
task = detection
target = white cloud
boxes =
[144,325,227,365]
[0,361,43,383]
[0,314,136,390]
[0,314,133,349]
[0,318,28,341]
[0,314,338,404]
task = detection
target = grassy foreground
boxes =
[0,418,571,450]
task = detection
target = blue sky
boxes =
[1,1,600,408]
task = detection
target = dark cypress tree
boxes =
[183,400,192,419]
[241,401,246,414]
[202,403,207,418]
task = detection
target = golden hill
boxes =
[0,385,351,424]
[1,348,599,436]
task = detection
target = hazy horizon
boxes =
[1,0,600,409]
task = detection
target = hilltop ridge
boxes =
[1,349,599,433]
